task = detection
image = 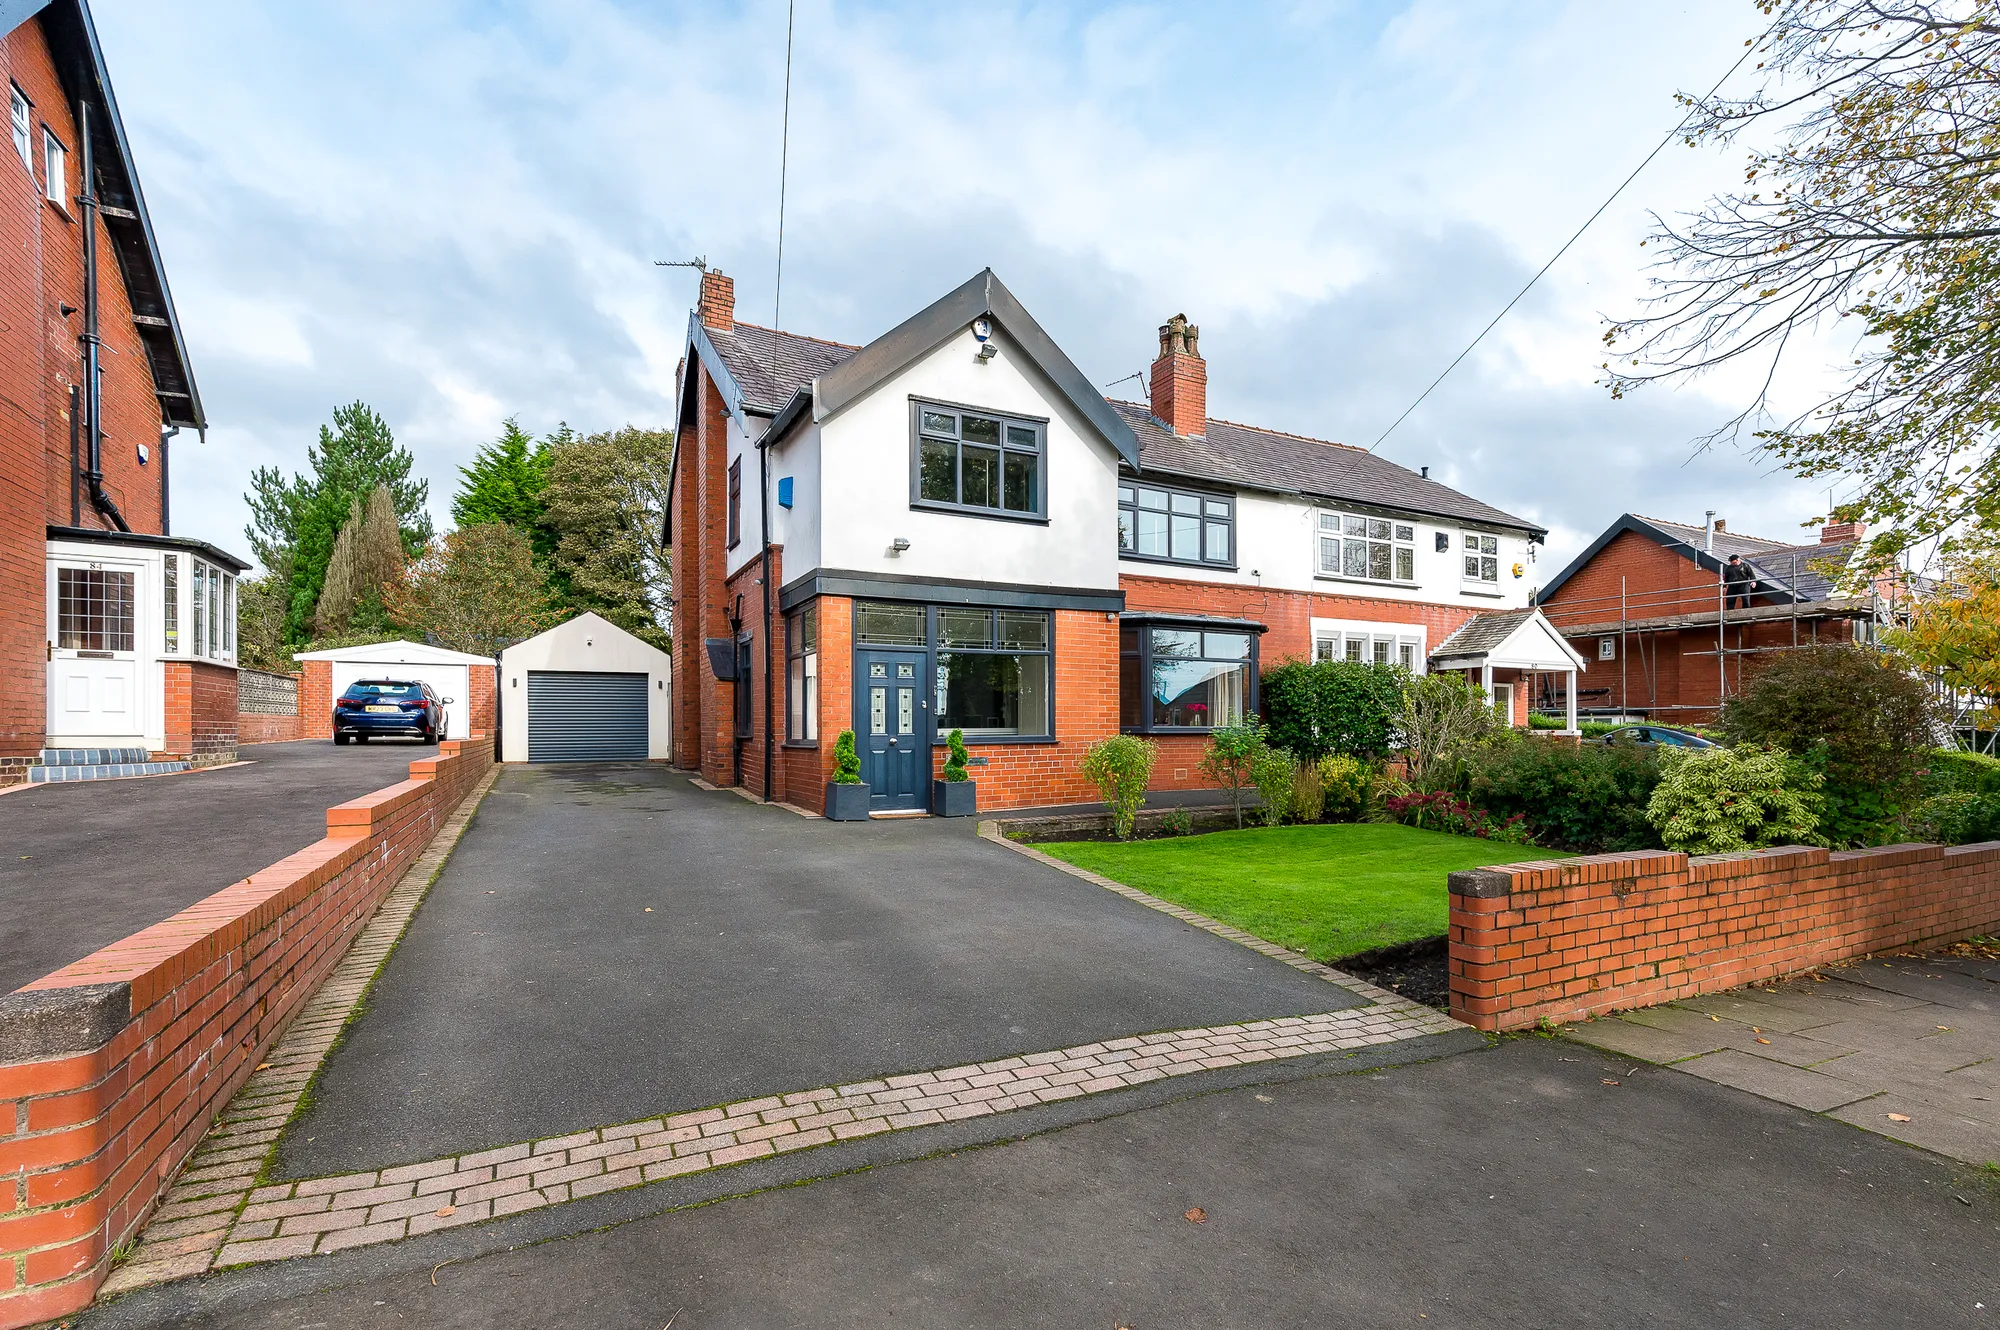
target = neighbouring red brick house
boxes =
[670,266,1573,814]
[1535,512,1898,722]
[2,0,248,785]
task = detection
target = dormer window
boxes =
[911,401,1044,520]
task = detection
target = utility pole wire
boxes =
[773,0,796,329]
[1368,31,1767,455]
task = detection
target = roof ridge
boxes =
[1109,400,1367,456]
[1630,513,1792,548]
[728,320,863,351]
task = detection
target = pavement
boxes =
[1567,949,2000,1166]
[272,763,1372,1177]
[82,1037,2000,1329]
[0,738,424,993]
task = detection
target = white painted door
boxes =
[1490,682,1515,726]
[330,661,467,739]
[47,558,144,742]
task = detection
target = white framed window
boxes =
[1310,617,1425,674]
[42,127,65,209]
[787,604,818,742]
[191,559,207,656]
[1461,531,1500,585]
[1318,511,1416,583]
[9,84,29,173]
[162,554,179,653]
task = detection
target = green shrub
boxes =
[1199,720,1268,830]
[1526,712,1565,730]
[1159,807,1194,837]
[1260,659,1407,761]
[1249,746,1299,828]
[832,729,863,784]
[1579,719,1627,738]
[1923,748,2000,798]
[1911,790,2000,844]
[1644,746,1824,854]
[942,728,971,782]
[1397,672,1499,791]
[1468,738,1663,853]
[1080,734,1157,840]
[1718,645,1940,846]
[1290,759,1326,823]
[1318,753,1375,822]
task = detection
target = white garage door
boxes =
[330,661,468,740]
[527,671,648,761]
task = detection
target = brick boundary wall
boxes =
[234,714,301,745]
[0,734,494,1327]
[161,662,239,764]
[1447,840,2000,1033]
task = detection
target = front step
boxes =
[30,759,192,783]
[41,746,152,766]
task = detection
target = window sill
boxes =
[1119,552,1237,573]
[909,498,1049,526]
[781,739,820,749]
[931,734,1056,746]
[45,197,71,221]
[1459,585,1507,598]
[1314,573,1422,590]
[1121,726,1237,736]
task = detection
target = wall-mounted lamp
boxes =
[890,537,912,556]
[976,343,998,363]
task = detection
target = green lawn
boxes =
[1033,823,1567,962]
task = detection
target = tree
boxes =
[542,426,673,649]
[453,417,557,558]
[1888,537,2000,720]
[244,401,432,644]
[1396,672,1498,791]
[1603,2,2000,562]
[234,575,291,673]
[383,524,560,657]
[313,484,405,638]
[1718,643,1941,844]
[1198,721,1268,830]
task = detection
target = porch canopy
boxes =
[1430,608,1588,733]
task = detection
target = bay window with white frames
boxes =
[1317,511,1416,584]
[173,556,237,663]
[1311,618,1426,674]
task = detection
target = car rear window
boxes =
[345,682,421,699]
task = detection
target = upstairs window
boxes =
[1318,512,1415,583]
[726,456,742,548]
[1462,532,1500,585]
[9,85,29,173]
[42,128,64,209]
[912,402,1044,519]
[1118,483,1232,566]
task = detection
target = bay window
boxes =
[1312,619,1425,674]
[1318,511,1416,583]
[1118,617,1262,732]
[1118,483,1233,566]
[162,554,179,652]
[787,604,818,742]
[912,402,1045,519]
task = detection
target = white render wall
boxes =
[498,613,673,762]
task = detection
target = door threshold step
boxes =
[869,809,931,819]
[30,760,192,783]
[40,746,152,766]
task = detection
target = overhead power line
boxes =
[1368,30,1768,455]
[773,0,797,329]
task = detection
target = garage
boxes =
[294,640,499,743]
[498,612,671,763]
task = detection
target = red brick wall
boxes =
[0,735,494,1327]
[299,661,332,740]
[1,17,175,765]
[466,663,496,740]
[235,714,300,744]
[1447,841,2000,1033]
[669,365,734,781]
[1120,572,1487,670]
[160,661,237,761]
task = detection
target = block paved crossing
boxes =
[102,798,1463,1290]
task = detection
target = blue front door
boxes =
[855,648,927,810]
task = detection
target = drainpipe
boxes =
[758,436,775,804]
[77,98,128,534]
[160,425,178,535]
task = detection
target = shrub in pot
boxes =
[825,729,870,821]
[933,728,977,817]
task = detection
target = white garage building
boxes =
[294,639,497,742]
[498,613,672,763]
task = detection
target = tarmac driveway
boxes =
[274,763,1364,1177]
[0,738,424,993]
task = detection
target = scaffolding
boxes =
[1528,549,1897,719]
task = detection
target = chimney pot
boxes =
[1149,312,1207,437]
[699,269,735,333]
[1712,518,1726,532]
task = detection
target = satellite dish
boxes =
[971,317,993,343]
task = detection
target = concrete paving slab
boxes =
[77,1040,2000,1330]
[1828,962,1999,1012]
[1675,1049,1881,1113]
[1792,1019,1987,1070]
[273,765,1366,1177]
[1675,990,1860,1031]
[0,740,421,993]
[1564,1016,1721,1065]
[1828,1092,2000,1167]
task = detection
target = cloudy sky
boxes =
[94,0,1843,583]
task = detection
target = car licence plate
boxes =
[364,705,400,714]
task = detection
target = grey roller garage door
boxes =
[526,671,649,761]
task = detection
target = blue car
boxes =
[331,679,449,745]
[1588,724,1717,750]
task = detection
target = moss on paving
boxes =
[1034,823,1567,962]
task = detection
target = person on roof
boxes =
[1723,553,1758,610]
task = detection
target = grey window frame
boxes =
[908,399,1048,524]
[726,456,742,549]
[850,600,1058,745]
[1118,481,1235,569]
[1119,620,1262,735]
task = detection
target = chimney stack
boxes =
[1713,518,1727,532]
[699,268,735,333]
[1820,519,1866,545]
[1149,313,1207,438]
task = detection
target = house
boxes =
[1534,512,1897,721]
[668,266,1550,814]
[1,0,248,784]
